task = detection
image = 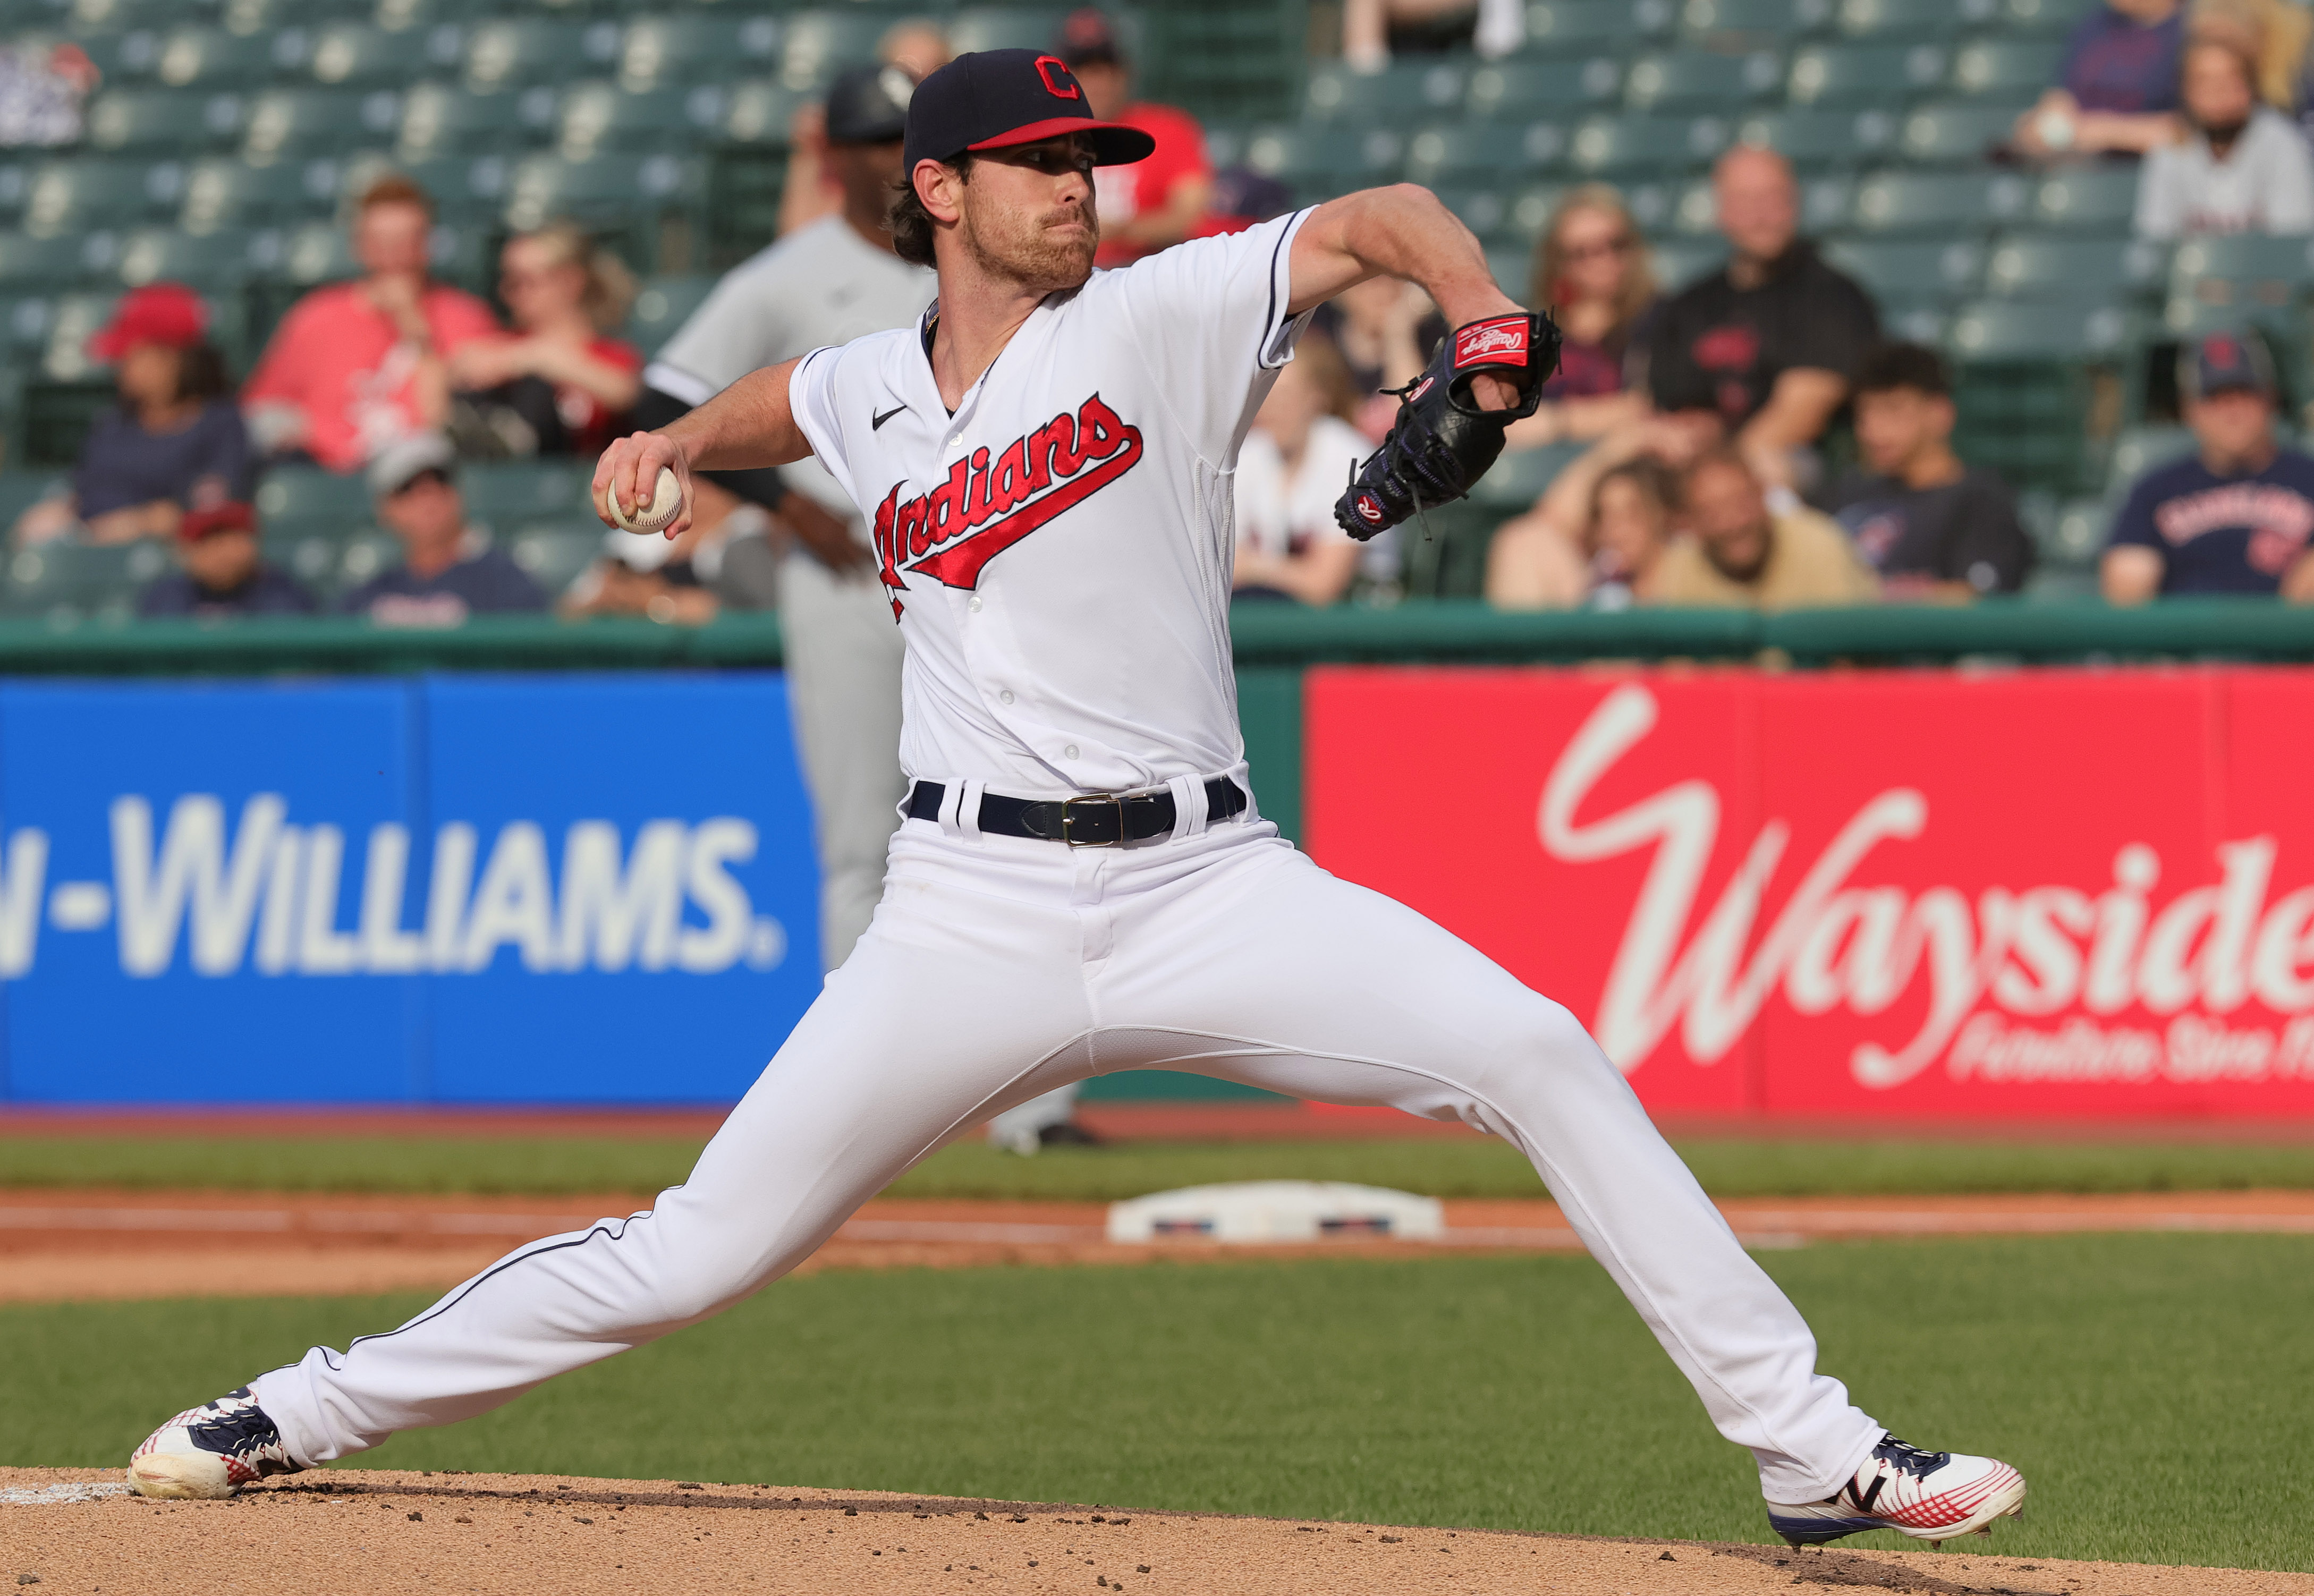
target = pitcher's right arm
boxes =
[594,356,813,539]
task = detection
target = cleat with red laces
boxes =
[1767,1436,2026,1549]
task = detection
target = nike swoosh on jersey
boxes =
[872,404,908,430]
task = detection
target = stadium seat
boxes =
[1520,0,1677,53]
[462,461,591,529]
[0,232,104,290]
[266,528,352,596]
[1436,186,1513,240]
[21,158,179,238]
[1650,236,1729,291]
[625,274,714,356]
[1731,107,1895,165]
[1241,125,1403,197]
[0,472,71,533]
[1896,100,2027,164]
[501,152,704,233]
[388,155,515,226]
[499,525,598,601]
[3,540,167,621]
[111,228,250,293]
[1947,299,2126,361]
[719,80,807,145]
[1405,123,1549,185]
[2101,426,2192,494]
[245,220,357,288]
[464,20,620,92]
[1947,38,2065,98]
[947,9,1072,54]
[1834,0,1996,37]
[1784,40,1949,107]
[1845,169,2032,235]
[1820,237,1982,303]
[2031,168,2140,232]
[1303,60,1468,123]
[1463,57,1622,118]
[150,28,288,90]
[243,89,404,163]
[1472,442,1584,510]
[1623,48,1785,111]
[2001,0,2101,37]
[616,16,783,92]
[2168,234,2314,308]
[1503,182,1571,244]
[1983,234,2166,302]
[557,83,728,158]
[1677,0,1833,42]
[776,11,889,92]
[1565,113,1731,177]
[308,23,463,89]
[397,83,560,163]
[178,157,334,235]
[83,89,247,156]
[0,295,54,359]
[331,532,401,596]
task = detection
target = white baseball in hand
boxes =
[604,466,684,535]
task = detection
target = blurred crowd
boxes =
[10,0,2314,622]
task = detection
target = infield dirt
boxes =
[2,1467,2303,1596]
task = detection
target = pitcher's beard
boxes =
[965,204,1099,295]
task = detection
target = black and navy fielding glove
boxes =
[1333,310,1561,541]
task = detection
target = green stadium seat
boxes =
[2168,234,2314,305]
[243,89,404,163]
[1436,186,1512,240]
[330,532,402,597]
[2001,0,2100,38]
[1241,125,1402,196]
[1566,113,1731,177]
[0,296,55,358]
[307,23,462,89]
[505,524,603,601]
[221,0,378,32]
[462,461,590,529]
[1650,236,1729,291]
[1472,442,1584,509]
[1464,56,1622,117]
[557,83,728,157]
[947,9,1072,55]
[150,28,287,90]
[21,158,179,238]
[464,20,620,92]
[386,155,514,225]
[2037,498,2107,572]
[0,232,103,290]
[1678,0,1834,40]
[266,528,353,595]
[719,80,808,145]
[1485,244,1533,298]
[1845,169,2032,235]
[3,540,168,622]
[1521,0,1676,53]
[1731,107,1896,165]
[1896,100,2028,164]
[245,220,357,288]
[502,152,705,232]
[63,0,185,38]
[1983,234,2167,301]
[1947,299,2126,361]
[1947,38,2065,99]
[1502,183,1571,244]
[397,84,558,163]
[777,11,889,92]
[177,157,334,235]
[616,16,783,92]
[1834,0,1996,37]
[2101,426,2192,495]
[1880,302,1948,344]
[2031,168,2139,232]
[1623,48,1785,111]
[1405,123,1549,184]
[1303,60,1469,123]
[111,227,251,293]
[83,89,247,155]
[1820,237,1982,302]
[625,274,713,356]
[0,472,72,532]
[1659,176,1724,237]
[256,466,373,533]
[1784,40,1949,107]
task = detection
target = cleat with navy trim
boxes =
[1767,1436,2026,1549]
[127,1387,303,1499]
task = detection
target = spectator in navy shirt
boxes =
[1825,344,2035,599]
[139,500,315,619]
[2014,0,2188,160]
[12,284,256,548]
[341,432,547,626]
[2103,330,2314,601]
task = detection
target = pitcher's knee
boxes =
[1493,996,1621,1083]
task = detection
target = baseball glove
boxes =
[1333,311,1561,541]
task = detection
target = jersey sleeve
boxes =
[784,344,859,508]
[1110,207,1316,467]
[2106,473,2162,551]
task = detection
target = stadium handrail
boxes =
[0,600,2310,676]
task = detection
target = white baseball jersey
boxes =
[787,208,1316,798]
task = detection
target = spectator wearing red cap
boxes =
[1055,10,1214,268]
[11,282,255,549]
[241,174,498,474]
[137,501,316,620]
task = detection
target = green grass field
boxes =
[11,1235,2309,1572]
[7,1132,2314,1200]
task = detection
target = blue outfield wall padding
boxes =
[0,672,826,1106]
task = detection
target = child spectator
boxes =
[241,175,498,474]
[1644,147,1879,489]
[341,433,546,625]
[1056,11,1214,268]
[1232,335,1371,607]
[1824,343,2036,599]
[447,223,642,457]
[2103,331,2314,600]
[1504,186,1658,450]
[1487,454,1681,610]
[2134,39,2314,236]
[2013,0,2188,159]
[1651,447,1880,609]
[14,285,253,548]
[137,501,315,619]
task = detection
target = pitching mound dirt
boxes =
[2,1468,2304,1596]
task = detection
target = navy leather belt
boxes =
[906,777,1248,847]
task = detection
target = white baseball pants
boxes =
[252,812,1884,1505]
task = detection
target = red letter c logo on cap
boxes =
[1036,55,1082,99]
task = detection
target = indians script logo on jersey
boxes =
[870,394,1145,614]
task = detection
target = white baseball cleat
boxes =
[126,1387,303,1499]
[1767,1436,2027,1549]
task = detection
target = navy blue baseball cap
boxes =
[824,63,914,145]
[901,48,1154,172]
[2183,329,2276,402]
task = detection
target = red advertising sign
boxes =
[1304,666,2314,1119]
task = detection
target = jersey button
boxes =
[1064,744,1079,760]
[967,596,981,613]
[999,690,1015,705]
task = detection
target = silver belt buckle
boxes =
[1059,793,1126,847]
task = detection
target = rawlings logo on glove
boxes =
[1333,310,1561,542]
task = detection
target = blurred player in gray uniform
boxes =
[639,65,933,972]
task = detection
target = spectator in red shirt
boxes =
[1055,9,1215,268]
[241,174,499,474]
[447,222,642,458]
